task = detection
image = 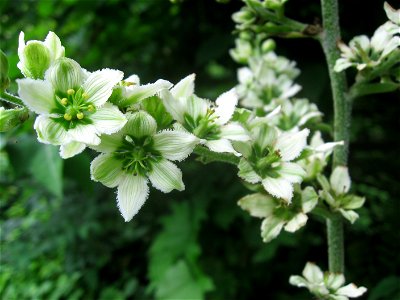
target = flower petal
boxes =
[330,166,351,195]
[149,159,184,193]
[17,78,55,114]
[262,177,294,202]
[205,139,240,156]
[339,209,359,224]
[220,123,250,141]
[120,79,173,107]
[153,130,199,161]
[275,128,309,161]
[238,158,261,183]
[186,95,209,121]
[278,162,306,184]
[261,216,284,243]
[336,284,367,298]
[214,88,238,125]
[325,273,345,291]
[289,275,309,288]
[159,89,185,123]
[171,73,195,99]
[117,174,149,222]
[60,141,86,159]
[83,68,124,107]
[301,186,319,213]
[91,103,127,135]
[90,131,124,153]
[284,213,308,232]
[68,124,100,145]
[34,115,69,145]
[90,153,124,188]
[237,193,275,218]
[44,31,65,61]
[302,262,324,284]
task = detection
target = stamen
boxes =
[87,104,95,112]
[67,89,75,95]
[76,112,84,120]
[82,92,89,99]
[60,98,68,105]
[64,113,72,121]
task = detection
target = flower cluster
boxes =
[318,166,365,223]
[335,2,400,77]
[289,262,367,300]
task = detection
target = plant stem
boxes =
[320,0,349,274]
[0,91,25,107]
[193,145,240,166]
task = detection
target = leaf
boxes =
[148,201,213,300]
[368,276,400,300]
[155,260,213,300]
[29,144,63,197]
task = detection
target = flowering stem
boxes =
[0,91,25,107]
[193,145,240,166]
[320,0,349,274]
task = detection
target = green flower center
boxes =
[250,145,281,178]
[51,88,96,129]
[114,135,162,176]
[183,109,220,140]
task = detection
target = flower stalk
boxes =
[320,0,349,274]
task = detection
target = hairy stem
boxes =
[0,91,25,107]
[193,145,240,166]
[320,0,349,274]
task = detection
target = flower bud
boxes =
[0,107,29,132]
[17,31,65,80]
[232,8,255,25]
[19,42,51,79]
[261,39,276,53]
[0,50,10,91]
[47,57,85,93]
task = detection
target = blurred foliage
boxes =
[0,0,399,299]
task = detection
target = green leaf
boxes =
[155,260,213,300]
[148,201,213,299]
[29,144,63,197]
[368,276,400,300]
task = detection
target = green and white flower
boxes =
[238,186,318,243]
[17,57,126,158]
[160,74,249,156]
[299,131,344,180]
[236,52,300,111]
[335,16,400,72]
[384,2,400,35]
[289,262,367,300]
[109,74,172,108]
[18,31,65,79]
[236,123,309,202]
[266,98,323,131]
[90,111,199,221]
[318,166,365,223]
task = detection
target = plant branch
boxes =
[320,0,349,274]
[0,91,25,107]
[193,145,240,166]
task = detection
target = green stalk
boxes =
[0,91,25,107]
[193,145,240,166]
[320,0,349,274]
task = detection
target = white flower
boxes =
[335,11,400,73]
[318,166,366,223]
[265,98,323,131]
[18,31,65,79]
[90,111,199,221]
[238,186,318,242]
[298,131,344,180]
[160,74,250,156]
[289,262,367,300]
[17,57,127,158]
[237,123,309,202]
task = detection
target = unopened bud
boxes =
[47,57,84,93]
[0,107,29,132]
[0,50,10,91]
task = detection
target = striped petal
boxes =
[153,130,199,161]
[149,159,184,193]
[17,78,55,114]
[90,153,124,188]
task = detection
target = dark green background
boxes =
[1,0,399,299]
